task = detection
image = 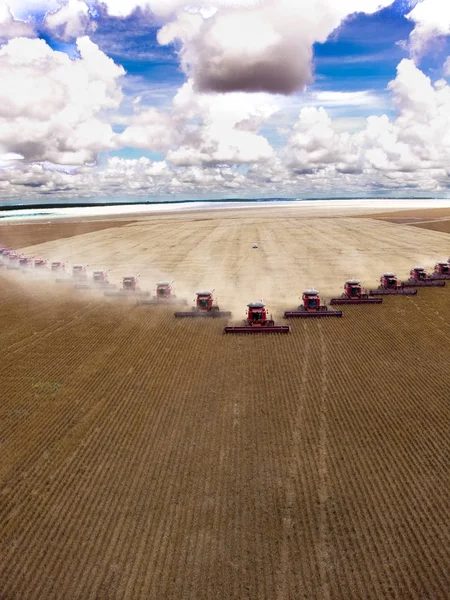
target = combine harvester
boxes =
[224,301,290,333]
[19,256,34,270]
[284,289,342,318]
[429,261,450,281]
[137,281,187,306]
[56,264,88,283]
[51,260,66,273]
[34,258,49,270]
[174,291,231,318]
[75,270,116,290]
[369,273,417,296]
[104,275,149,297]
[402,266,445,288]
[330,280,382,305]
[7,252,21,270]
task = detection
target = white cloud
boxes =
[0,36,124,164]
[44,0,96,41]
[0,0,35,41]
[406,0,450,58]
[157,0,396,95]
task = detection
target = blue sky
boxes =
[1,0,450,203]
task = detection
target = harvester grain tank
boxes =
[330,280,382,305]
[402,266,445,287]
[368,273,417,295]
[429,261,450,280]
[137,281,187,305]
[284,289,342,318]
[104,275,149,297]
[174,291,231,318]
[224,301,290,333]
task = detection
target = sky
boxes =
[1,0,450,204]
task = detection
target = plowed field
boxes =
[1,210,449,600]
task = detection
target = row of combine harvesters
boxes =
[1,243,449,334]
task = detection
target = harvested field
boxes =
[1,209,449,600]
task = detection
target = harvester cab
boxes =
[224,301,290,333]
[156,281,173,299]
[92,270,109,284]
[330,280,382,305]
[381,273,398,288]
[196,291,214,311]
[345,280,362,297]
[411,266,426,281]
[123,276,138,291]
[284,289,343,317]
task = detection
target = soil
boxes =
[0,209,449,600]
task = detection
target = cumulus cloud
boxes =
[0,36,124,164]
[119,79,278,165]
[0,0,35,42]
[406,0,450,58]
[44,0,96,41]
[157,0,396,94]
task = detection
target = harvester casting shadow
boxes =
[402,266,445,287]
[369,273,417,295]
[284,289,342,318]
[224,301,290,333]
[137,281,187,306]
[330,280,382,305]
[174,291,231,318]
[104,275,149,297]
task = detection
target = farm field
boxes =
[1,208,450,600]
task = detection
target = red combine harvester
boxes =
[75,270,115,290]
[330,280,382,305]
[402,266,445,287]
[56,264,88,283]
[19,256,34,269]
[137,281,187,305]
[369,272,417,295]
[429,261,450,280]
[34,258,49,269]
[51,260,66,272]
[284,289,342,318]
[174,291,231,318]
[7,252,21,270]
[104,275,149,297]
[224,301,290,333]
